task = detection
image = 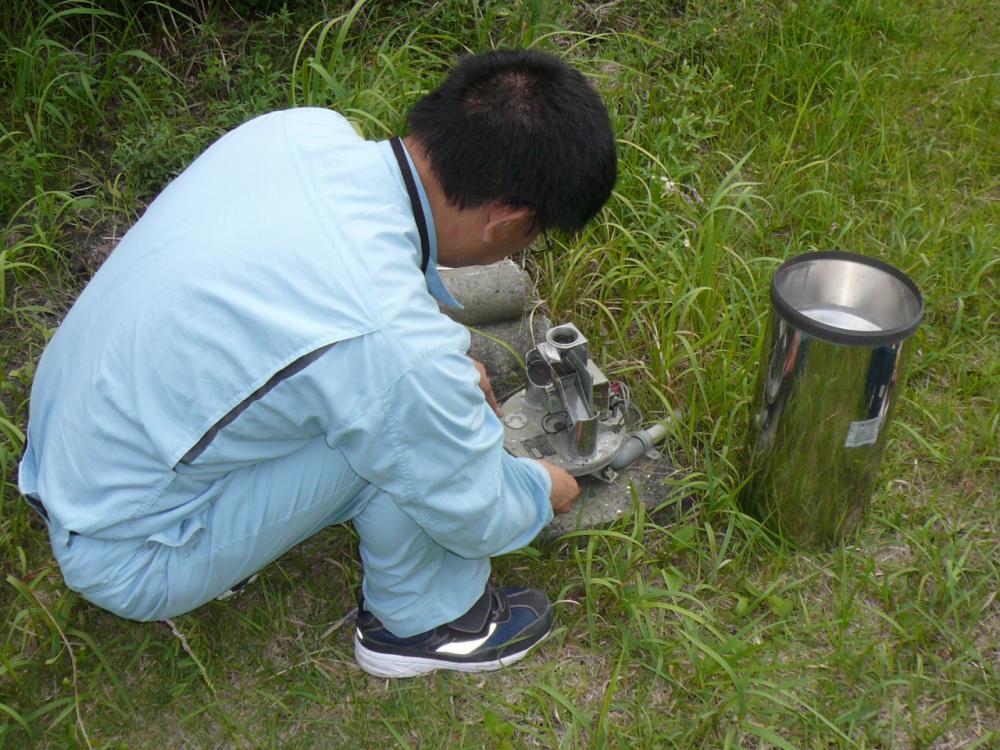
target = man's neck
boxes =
[402,136,467,267]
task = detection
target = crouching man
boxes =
[20,49,617,677]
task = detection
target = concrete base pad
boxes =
[538,454,694,541]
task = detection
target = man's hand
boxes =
[537,460,580,514]
[471,358,503,418]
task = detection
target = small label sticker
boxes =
[845,417,882,448]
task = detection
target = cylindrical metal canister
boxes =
[744,251,923,546]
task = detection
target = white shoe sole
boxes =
[354,630,550,678]
[216,572,260,601]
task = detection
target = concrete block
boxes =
[438,261,531,327]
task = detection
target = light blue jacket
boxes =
[20,108,552,555]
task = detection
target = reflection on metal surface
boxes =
[744,252,922,546]
[799,306,882,331]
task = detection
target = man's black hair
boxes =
[406,49,617,234]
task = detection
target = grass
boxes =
[1,0,997,747]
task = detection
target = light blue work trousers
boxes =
[44,437,490,637]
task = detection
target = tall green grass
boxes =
[1,0,997,747]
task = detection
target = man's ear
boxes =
[482,203,535,242]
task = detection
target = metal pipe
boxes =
[609,422,668,470]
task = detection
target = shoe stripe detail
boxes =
[354,631,549,678]
[433,623,498,655]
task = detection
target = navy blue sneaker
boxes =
[354,584,554,678]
